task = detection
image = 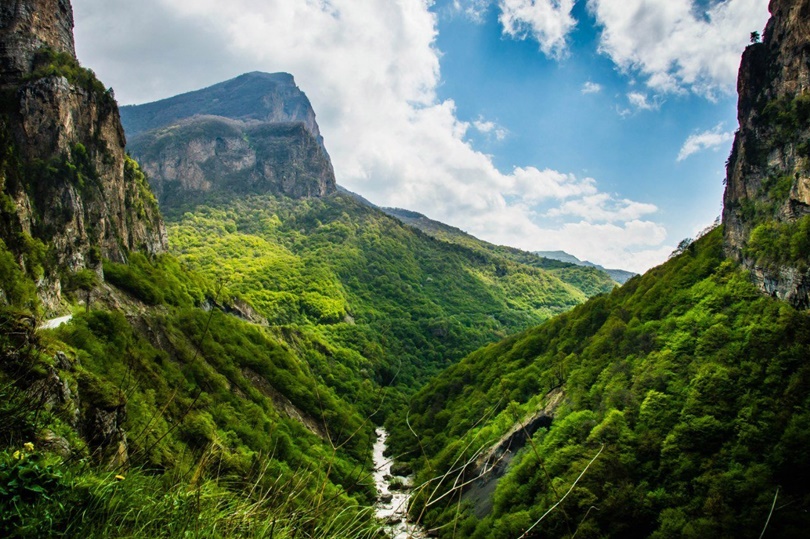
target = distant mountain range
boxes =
[534,250,636,284]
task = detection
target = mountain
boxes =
[164,191,615,391]
[120,72,336,211]
[120,71,326,144]
[723,0,810,308]
[535,250,636,284]
[122,77,618,391]
[0,0,165,310]
[390,1,810,536]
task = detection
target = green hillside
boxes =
[381,207,620,296]
[392,227,810,537]
[167,193,615,393]
[0,241,380,537]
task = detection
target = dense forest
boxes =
[167,193,615,393]
[391,227,810,537]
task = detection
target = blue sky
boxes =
[433,0,745,255]
[72,0,770,272]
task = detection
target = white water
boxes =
[373,427,426,539]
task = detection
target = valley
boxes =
[1,0,809,538]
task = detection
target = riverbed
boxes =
[372,427,426,539]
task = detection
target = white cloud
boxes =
[547,193,658,222]
[581,81,603,94]
[627,91,661,111]
[71,0,671,272]
[498,0,577,58]
[473,117,509,141]
[677,124,735,161]
[451,0,491,22]
[588,0,770,97]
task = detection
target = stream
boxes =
[373,427,427,539]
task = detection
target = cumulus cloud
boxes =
[588,0,770,97]
[71,0,670,272]
[498,0,577,58]
[677,124,735,161]
[581,81,603,94]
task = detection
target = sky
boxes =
[70,0,770,273]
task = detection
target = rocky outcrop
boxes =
[0,0,166,310]
[460,388,564,518]
[128,115,336,210]
[121,72,337,211]
[723,0,810,307]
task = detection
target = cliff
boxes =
[723,0,810,307]
[121,73,337,210]
[0,0,166,310]
[0,0,76,85]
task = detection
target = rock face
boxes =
[0,0,166,309]
[121,72,337,211]
[0,0,76,84]
[723,0,810,307]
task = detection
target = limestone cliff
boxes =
[723,0,810,307]
[0,0,166,309]
[121,73,337,211]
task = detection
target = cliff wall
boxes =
[723,0,810,307]
[0,0,166,310]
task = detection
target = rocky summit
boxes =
[121,72,337,210]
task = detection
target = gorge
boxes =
[1,0,810,538]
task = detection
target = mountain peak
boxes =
[122,73,337,209]
[120,71,324,146]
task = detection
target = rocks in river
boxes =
[374,427,427,538]
[389,477,408,491]
[390,461,413,476]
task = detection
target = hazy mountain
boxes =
[535,250,636,284]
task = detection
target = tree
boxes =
[70,269,99,312]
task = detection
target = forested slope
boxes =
[166,193,615,392]
[394,228,810,537]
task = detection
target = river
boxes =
[373,427,427,539]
